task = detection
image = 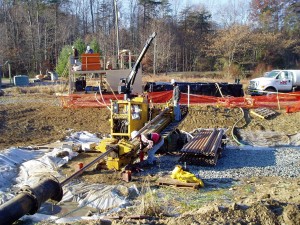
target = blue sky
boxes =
[179,0,251,8]
[175,0,251,12]
[120,0,252,25]
[177,0,252,24]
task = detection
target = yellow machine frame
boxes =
[110,96,148,139]
[96,96,174,170]
[96,96,149,170]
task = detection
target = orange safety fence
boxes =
[60,91,300,113]
[252,92,300,112]
[60,93,119,108]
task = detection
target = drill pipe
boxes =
[60,148,114,186]
[0,177,62,225]
[129,107,170,141]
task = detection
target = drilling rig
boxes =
[95,32,176,170]
[0,32,181,224]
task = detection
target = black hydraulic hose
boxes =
[0,177,62,225]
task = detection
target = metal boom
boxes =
[119,32,156,99]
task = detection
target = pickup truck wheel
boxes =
[265,87,276,94]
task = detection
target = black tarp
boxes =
[144,82,244,97]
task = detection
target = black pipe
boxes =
[60,148,114,186]
[0,177,62,225]
[0,149,114,224]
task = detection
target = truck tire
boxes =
[265,87,277,94]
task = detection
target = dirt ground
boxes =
[1,94,300,150]
[0,95,110,149]
[0,93,300,225]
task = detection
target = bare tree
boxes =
[0,0,298,76]
[214,0,251,28]
[209,25,252,77]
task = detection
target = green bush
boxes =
[89,38,101,54]
[56,46,72,77]
[73,38,86,55]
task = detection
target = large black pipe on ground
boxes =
[0,149,112,224]
[0,177,63,225]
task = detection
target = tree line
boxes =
[0,0,299,79]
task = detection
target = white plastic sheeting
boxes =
[19,183,139,224]
[0,191,15,205]
[65,131,101,152]
[65,131,101,144]
[0,146,78,204]
[0,131,101,192]
[16,146,78,187]
[0,131,99,204]
[0,148,47,193]
[62,183,139,210]
[21,213,102,224]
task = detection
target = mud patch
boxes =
[238,130,290,146]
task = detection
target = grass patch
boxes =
[244,184,255,194]
[167,188,233,213]
[135,177,165,217]
[131,179,234,217]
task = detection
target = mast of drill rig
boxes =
[118,32,156,100]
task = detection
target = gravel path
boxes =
[139,146,300,180]
[195,147,300,179]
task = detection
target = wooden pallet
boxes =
[250,108,277,119]
[156,177,200,189]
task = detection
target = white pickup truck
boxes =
[248,70,300,95]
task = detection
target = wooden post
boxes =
[8,63,11,84]
[188,85,190,108]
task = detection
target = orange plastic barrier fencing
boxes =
[60,91,300,112]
